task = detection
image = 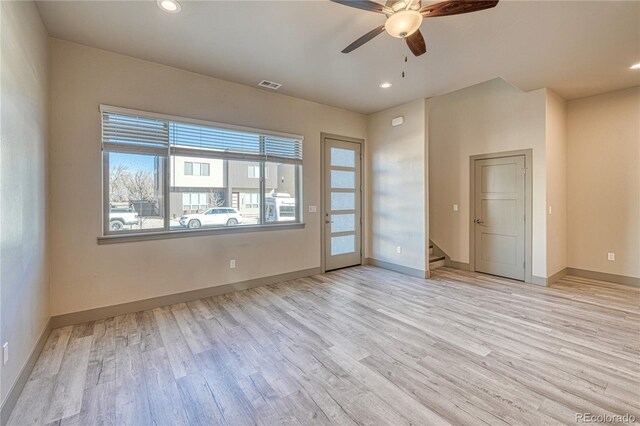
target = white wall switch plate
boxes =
[3,342,8,365]
[308,205,317,213]
[396,246,402,254]
[607,253,615,261]
[453,204,459,212]
[230,259,236,268]
[548,206,552,215]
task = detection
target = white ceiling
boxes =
[36,0,640,114]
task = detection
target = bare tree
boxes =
[110,164,155,207]
[109,164,130,202]
[210,189,225,208]
[124,170,154,201]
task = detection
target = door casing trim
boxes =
[469,149,533,284]
[320,133,365,273]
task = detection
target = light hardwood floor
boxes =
[8,266,640,425]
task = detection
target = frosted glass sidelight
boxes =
[331,192,355,211]
[331,170,355,189]
[331,235,355,255]
[331,147,355,168]
[331,214,355,234]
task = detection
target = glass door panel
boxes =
[324,138,361,271]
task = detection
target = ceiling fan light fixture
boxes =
[385,10,423,38]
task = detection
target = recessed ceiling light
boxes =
[157,0,181,13]
[379,82,392,89]
[630,63,640,70]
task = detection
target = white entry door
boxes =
[473,155,526,281]
[324,138,362,271]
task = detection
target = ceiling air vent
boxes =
[258,80,282,90]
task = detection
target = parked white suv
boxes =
[109,208,139,231]
[179,207,243,229]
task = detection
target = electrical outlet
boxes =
[3,342,8,365]
[548,206,552,215]
[308,205,317,213]
[607,253,615,261]
[453,204,459,212]
[230,259,236,269]
[396,246,402,254]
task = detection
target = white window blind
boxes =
[100,106,303,165]
[265,135,303,163]
[101,112,169,155]
[170,123,302,164]
[170,122,261,156]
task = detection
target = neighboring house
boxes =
[169,155,290,222]
[227,162,278,223]
[169,156,226,218]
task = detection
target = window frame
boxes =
[100,105,304,242]
[103,150,170,237]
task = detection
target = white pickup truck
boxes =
[109,208,139,231]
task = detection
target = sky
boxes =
[110,152,156,173]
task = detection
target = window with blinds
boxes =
[101,105,303,236]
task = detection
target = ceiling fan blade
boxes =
[406,30,426,56]
[342,25,386,53]
[330,0,392,14]
[420,0,499,18]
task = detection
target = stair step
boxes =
[429,255,445,270]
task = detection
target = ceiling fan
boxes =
[331,0,499,57]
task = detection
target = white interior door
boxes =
[473,155,526,281]
[324,138,362,271]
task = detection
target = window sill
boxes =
[97,222,306,245]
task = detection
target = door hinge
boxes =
[523,261,526,269]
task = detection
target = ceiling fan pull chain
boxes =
[401,37,406,78]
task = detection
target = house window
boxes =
[247,164,268,179]
[184,161,210,176]
[244,193,259,209]
[182,193,208,211]
[101,105,303,237]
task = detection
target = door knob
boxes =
[474,219,484,224]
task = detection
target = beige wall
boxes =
[0,1,49,405]
[567,87,640,279]
[366,99,428,273]
[428,78,548,278]
[49,39,366,316]
[545,90,568,277]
